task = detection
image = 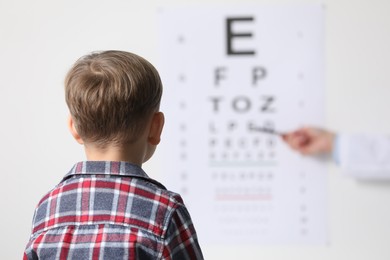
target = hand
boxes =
[281,127,335,156]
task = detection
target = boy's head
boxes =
[65,50,163,149]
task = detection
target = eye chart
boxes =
[158,5,327,244]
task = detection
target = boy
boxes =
[24,50,204,259]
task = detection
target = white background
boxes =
[1,0,390,259]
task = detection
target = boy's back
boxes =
[24,51,203,259]
[24,161,202,259]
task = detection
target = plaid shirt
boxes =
[24,161,203,260]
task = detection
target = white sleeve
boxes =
[338,133,390,180]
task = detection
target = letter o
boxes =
[232,96,251,113]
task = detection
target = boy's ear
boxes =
[67,115,84,145]
[148,112,165,146]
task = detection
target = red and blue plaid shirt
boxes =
[24,161,203,260]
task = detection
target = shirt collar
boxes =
[62,161,166,189]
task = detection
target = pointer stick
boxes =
[249,126,284,136]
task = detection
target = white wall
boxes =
[1,0,390,259]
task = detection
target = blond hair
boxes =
[65,50,163,147]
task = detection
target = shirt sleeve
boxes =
[162,205,204,260]
[337,133,390,179]
[332,134,340,165]
[23,239,39,260]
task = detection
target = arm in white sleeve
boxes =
[335,133,390,180]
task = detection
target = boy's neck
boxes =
[83,142,147,166]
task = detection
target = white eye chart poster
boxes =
[158,5,327,245]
